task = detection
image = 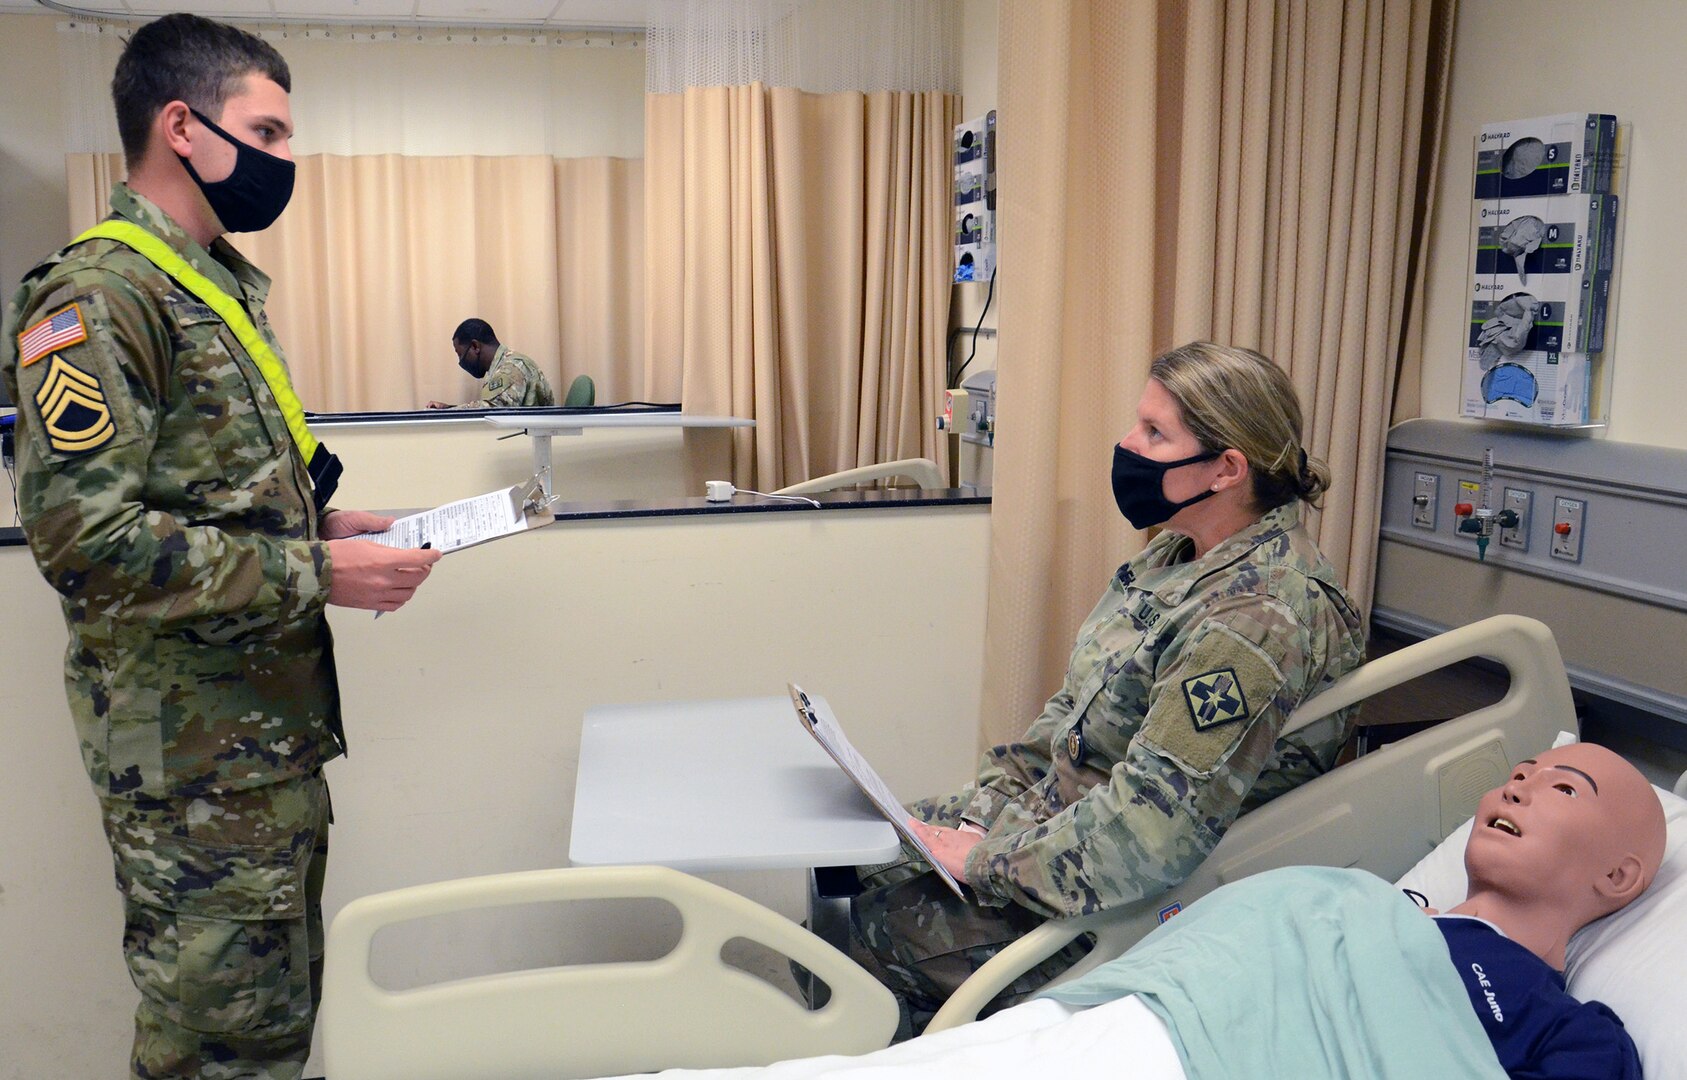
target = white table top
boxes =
[483,413,754,434]
[569,696,903,872]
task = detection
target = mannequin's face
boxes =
[1465,742,1662,915]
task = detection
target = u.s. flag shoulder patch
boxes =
[17,302,88,368]
[34,354,115,453]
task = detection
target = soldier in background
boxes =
[426,317,555,409]
[1,14,439,1079]
[841,342,1367,1036]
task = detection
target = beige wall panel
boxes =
[1374,538,1687,701]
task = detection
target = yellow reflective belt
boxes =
[73,220,325,477]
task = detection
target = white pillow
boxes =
[1395,782,1687,1080]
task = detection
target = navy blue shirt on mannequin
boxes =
[1435,916,1642,1079]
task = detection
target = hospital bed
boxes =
[320,614,1687,1079]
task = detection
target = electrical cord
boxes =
[951,266,997,385]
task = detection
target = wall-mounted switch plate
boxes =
[1411,473,1438,529]
[1550,496,1586,562]
[1499,488,1531,550]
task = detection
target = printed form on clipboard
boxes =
[353,483,554,554]
[788,684,967,901]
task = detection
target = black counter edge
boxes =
[0,488,989,548]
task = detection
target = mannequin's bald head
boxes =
[1456,742,1667,968]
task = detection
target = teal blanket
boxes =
[1038,866,1508,1080]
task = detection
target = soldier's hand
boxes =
[907,817,983,881]
[321,509,396,539]
[326,539,443,612]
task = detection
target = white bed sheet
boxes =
[593,997,1186,1080]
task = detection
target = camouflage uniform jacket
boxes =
[955,501,1364,918]
[456,344,554,408]
[1,184,343,801]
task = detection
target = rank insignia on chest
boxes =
[34,354,115,453]
[1181,668,1250,731]
[1065,725,1084,761]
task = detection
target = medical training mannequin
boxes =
[1405,742,1666,1078]
[837,342,1366,1035]
[1443,741,1667,965]
[616,745,1667,1080]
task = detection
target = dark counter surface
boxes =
[0,488,988,548]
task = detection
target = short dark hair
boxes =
[452,319,498,346]
[112,13,292,166]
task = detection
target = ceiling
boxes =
[0,0,650,29]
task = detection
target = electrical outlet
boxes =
[1499,488,1531,550]
[1411,473,1438,529]
[1550,496,1586,562]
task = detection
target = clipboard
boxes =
[353,476,556,555]
[788,683,968,901]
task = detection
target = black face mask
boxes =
[179,108,296,233]
[1111,444,1222,530]
[457,346,481,378]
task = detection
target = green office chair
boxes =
[563,374,596,408]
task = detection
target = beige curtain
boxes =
[981,0,1456,745]
[644,85,957,488]
[65,153,644,412]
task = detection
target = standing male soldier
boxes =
[426,317,555,409]
[1,14,441,1078]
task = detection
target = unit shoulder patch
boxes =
[34,353,116,453]
[1137,620,1288,776]
[1181,668,1250,731]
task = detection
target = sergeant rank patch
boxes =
[1181,668,1249,731]
[17,302,87,367]
[34,354,115,452]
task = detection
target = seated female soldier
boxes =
[846,341,1367,1033]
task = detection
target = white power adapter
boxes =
[703,479,821,508]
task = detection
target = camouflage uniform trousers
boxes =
[843,795,1092,1039]
[100,771,330,1080]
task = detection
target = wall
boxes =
[948,0,1000,380]
[313,418,732,510]
[0,501,990,1079]
[0,16,71,343]
[1420,0,1687,449]
[945,0,999,488]
[2,416,729,532]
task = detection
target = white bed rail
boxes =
[321,864,898,1080]
[772,457,944,495]
[927,613,1575,1032]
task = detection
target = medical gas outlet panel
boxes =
[1380,420,1687,617]
[1408,465,1576,563]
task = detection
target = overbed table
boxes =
[569,695,901,871]
[570,694,904,1002]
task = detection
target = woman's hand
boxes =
[907,817,984,880]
